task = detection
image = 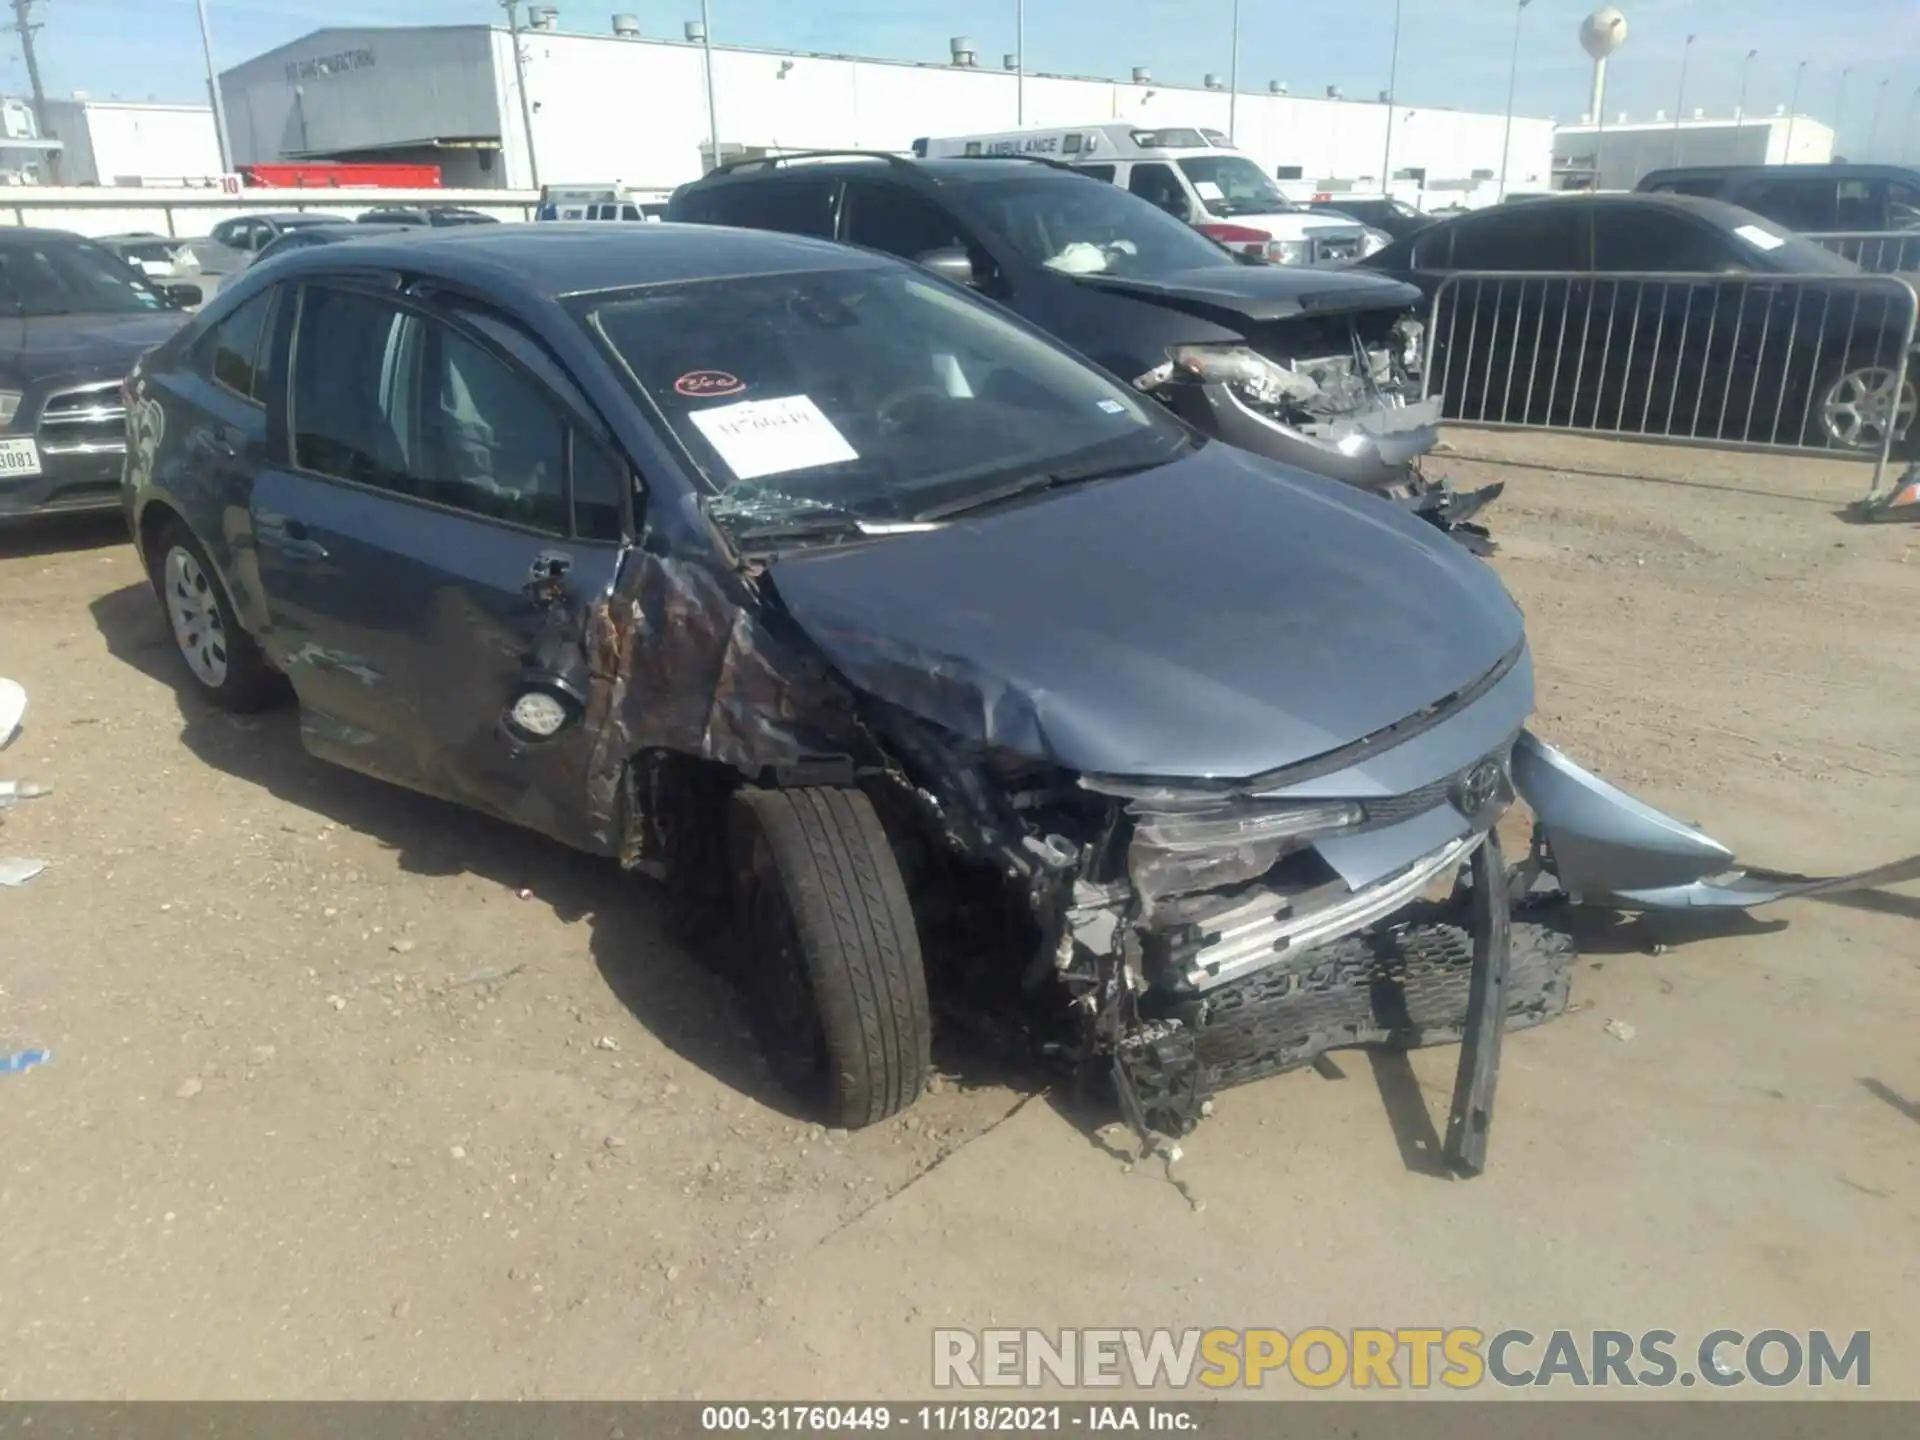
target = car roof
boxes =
[0,226,100,245]
[249,221,885,297]
[1443,191,1758,227]
[694,156,1092,189]
[1640,163,1920,185]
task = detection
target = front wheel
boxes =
[731,786,931,1127]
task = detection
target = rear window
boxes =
[1646,178,1724,199]
[673,180,837,238]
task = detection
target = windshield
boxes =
[964,175,1237,278]
[589,265,1188,539]
[1178,156,1297,218]
[0,239,171,316]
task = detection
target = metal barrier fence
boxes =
[1421,270,1920,499]
[1805,231,1920,275]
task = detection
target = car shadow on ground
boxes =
[0,513,127,560]
[88,577,807,1117]
[88,578,1042,1129]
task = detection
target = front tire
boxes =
[732,786,931,1126]
[147,519,278,713]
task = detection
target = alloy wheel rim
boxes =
[1822,367,1919,450]
[163,546,229,689]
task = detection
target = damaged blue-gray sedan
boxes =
[120,226,1916,1172]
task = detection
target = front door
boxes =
[250,279,633,852]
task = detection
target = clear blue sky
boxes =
[8,0,1919,160]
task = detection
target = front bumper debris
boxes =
[1119,834,1567,1174]
[1171,381,1443,490]
[1174,831,1483,991]
[1512,730,1920,909]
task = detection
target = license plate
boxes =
[0,437,41,477]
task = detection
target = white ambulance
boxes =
[914,125,1376,266]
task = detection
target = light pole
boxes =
[502,1,542,189]
[1869,76,1889,158]
[1670,32,1695,165]
[1227,0,1241,142]
[700,0,720,172]
[1836,66,1853,157]
[1906,86,1920,165]
[194,0,235,173]
[1497,0,1531,201]
[1784,59,1807,160]
[1379,0,1402,191]
[1015,0,1024,126]
[1734,46,1756,140]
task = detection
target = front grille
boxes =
[37,381,127,456]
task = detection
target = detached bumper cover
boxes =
[1513,730,1920,909]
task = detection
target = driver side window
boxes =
[1128,163,1192,220]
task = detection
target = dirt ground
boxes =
[1,431,1916,1400]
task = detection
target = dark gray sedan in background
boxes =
[0,228,201,521]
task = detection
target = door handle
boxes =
[255,513,329,563]
[193,424,239,459]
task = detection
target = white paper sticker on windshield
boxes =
[1734,224,1787,251]
[688,395,859,481]
[1193,180,1226,202]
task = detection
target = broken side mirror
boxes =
[916,247,978,288]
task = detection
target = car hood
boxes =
[763,444,1527,780]
[0,310,190,387]
[1073,263,1423,325]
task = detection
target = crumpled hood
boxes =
[1075,263,1423,325]
[0,311,190,387]
[764,444,1527,781]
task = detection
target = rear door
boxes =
[249,278,634,849]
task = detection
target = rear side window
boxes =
[1646,178,1723,199]
[1449,205,1588,270]
[840,182,968,260]
[1073,164,1116,183]
[675,179,837,237]
[1735,176,1838,231]
[205,289,276,403]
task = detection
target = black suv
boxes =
[667,154,1456,509]
[1636,164,1920,271]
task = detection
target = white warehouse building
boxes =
[218,20,1556,200]
[1552,114,1837,192]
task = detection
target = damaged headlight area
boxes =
[1160,324,1423,435]
[1086,779,1362,901]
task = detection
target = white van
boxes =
[536,184,671,223]
[914,125,1375,265]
